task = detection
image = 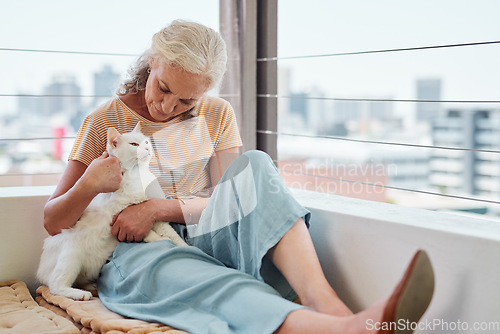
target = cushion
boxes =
[36,286,188,333]
[0,280,79,333]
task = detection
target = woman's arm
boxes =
[110,147,240,242]
[43,152,122,235]
[209,147,240,187]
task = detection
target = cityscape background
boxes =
[1,0,500,217]
[277,71,500,216]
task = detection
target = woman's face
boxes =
[144,58,209,122]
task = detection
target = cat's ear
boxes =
[107,127,121,148]
[132,122,142,134]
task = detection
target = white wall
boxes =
[0,186,53,295]
[1,186,499,333]
[293,189,500,334]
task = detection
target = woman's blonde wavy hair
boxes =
[117,20,227,119]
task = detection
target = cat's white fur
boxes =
[37,123,187,301]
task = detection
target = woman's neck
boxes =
[120,92,153,121]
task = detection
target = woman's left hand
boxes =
[111,201,156,242]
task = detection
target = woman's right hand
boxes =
[82,151,123,195]
[43,152,122,235]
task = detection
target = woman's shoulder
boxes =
[81,97,136,130]
[84,98,122,121]
[75,98,139,142]
[196,95,235,126]
[197,95,232,112]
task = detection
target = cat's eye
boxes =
[130,142,139,147]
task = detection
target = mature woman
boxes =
[43,20,434,334]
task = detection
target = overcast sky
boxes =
[1,0,499,116]
[278,0,500,109]
[0,0,219,113]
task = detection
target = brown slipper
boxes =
[379,250,435,334]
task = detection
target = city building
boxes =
[277,67,332,134]
[416,78,442,123]
[278,135,430,202]
[430,108,500,199]
[93,65,120,107]
[41,74,81,117]
[15,76,80,140]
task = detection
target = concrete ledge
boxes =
[292,188,500,241]
[1,186,499,333]
[0,185,56,198]
[291,188,500,333]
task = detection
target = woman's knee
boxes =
[242,150,274,167]
[220,150,275,182]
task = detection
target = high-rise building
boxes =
[288,91,308,122]
[416,79,442,122]
[333,99,394,123]
[17,94,40,119]
[333,100,363,124]
[93,65,120,107]
[430,108,500,198]
[277,67,330,134]
[369,100,394,120]
[41,74,81,117]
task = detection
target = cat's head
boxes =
[106,123,152,169]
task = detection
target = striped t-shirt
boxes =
[69,95,242,198]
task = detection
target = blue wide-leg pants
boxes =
[98,150,311,334]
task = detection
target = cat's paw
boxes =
[173,236,189,247]
[53,287,93,301]
[68,290,93,301]
[81,282,97,291]
[144,231,161,242]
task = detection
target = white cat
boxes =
[37,123,187,301]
